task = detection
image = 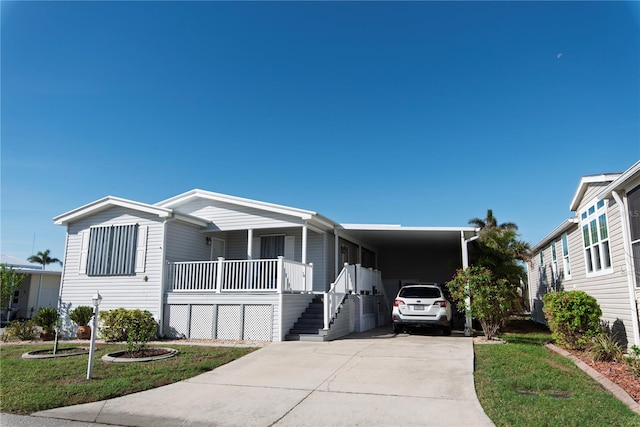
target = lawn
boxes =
[474,324,640,427]
[0,342,257,414]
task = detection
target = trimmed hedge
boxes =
[543,290,601,349]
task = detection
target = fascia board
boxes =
[339,224,478,232]
[54,196,172,226]
[173,213,210,227]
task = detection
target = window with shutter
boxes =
[86,224,139,276]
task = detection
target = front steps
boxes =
[285,296,329,342]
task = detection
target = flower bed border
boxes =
[22,347,89,359]
[101,348,178,363]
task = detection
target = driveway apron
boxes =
[33,328,494,427]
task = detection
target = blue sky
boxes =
[2,1,639,268]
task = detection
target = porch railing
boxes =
[167,257,313,293]
[323,263,383,330]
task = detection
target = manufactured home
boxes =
[54,189,478,341]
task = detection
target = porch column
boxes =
[334,229,340,277]
[247,229,253,260]
[302,223,308,264]
[461,230,479,337]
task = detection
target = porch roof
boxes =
[338,224,479,250]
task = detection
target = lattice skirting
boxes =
[164,304,274,341]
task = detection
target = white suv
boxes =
[392,284,453,335]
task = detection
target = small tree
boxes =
[0,264,27,321]
[447,265,515,340]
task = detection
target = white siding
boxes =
[59,207,165,321]
[174,199,304,231]
[280,293,316,338]
[165,221,211,262]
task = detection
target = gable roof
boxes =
[155,189,336,230]
[569,173,621,212]
[53,196,209,228]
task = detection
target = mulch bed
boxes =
[116,348,174,358]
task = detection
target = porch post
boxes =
[461,230,479,337]
[302,223,308,264]
[247,229,253,260]
[216,257,224,293]
[334,230,340,277]
[276,256,284,293]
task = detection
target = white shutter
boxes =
[135,226,148,273]
[79,231,89,274]
[285,236,295,260]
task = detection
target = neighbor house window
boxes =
[628,186,640,287]
[580,200,612,276]
[561,233,571,280]
[86,225,138,276]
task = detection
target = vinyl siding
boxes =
[173,199,304,230]
[530,186,637,347]
[59,207,165,321]
[165,220,211,262]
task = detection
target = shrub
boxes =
[69,305,94,326]
[542,291,602,350]
[5,320,38,341]
[99,308,158,353]
[33,307,59,331]
[626,345,640,377]
[446,265,516,340]
[588,333,623,362]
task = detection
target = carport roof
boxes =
[338,224,479,249]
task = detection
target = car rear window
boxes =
[398,287,441,298]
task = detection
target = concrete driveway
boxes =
[31,327,493,427]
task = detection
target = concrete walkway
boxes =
[30,328,494,427]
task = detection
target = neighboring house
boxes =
[53,189,478,341]
[0,254,62,321]
[528,161,640,349]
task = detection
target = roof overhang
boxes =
[531,218,578,252]
[597,160,640,199]
[54,196,174,226]
[569,173,622,212]
[156,189,335,231]
[338,224,479,249]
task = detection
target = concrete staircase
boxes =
[285,296,328,342]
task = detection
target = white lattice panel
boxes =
[243,305,273,341]
[216,305,242,340]
[190,305,215,339]
[165,305,190,339]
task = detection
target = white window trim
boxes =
[561,233,572,281]
[580,199,613,278]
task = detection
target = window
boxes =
[551,242,558,281]
[628,186,640,287]
[86,225,138,276]
[260,235,285,259]
[580,200,612,276]
[561,233,571,280]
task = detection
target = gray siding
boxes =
[59,207,165,321]
[165,220,211,262]
[530,187,637,347]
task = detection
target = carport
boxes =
[336,224,479,334]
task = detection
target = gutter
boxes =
[611,190,640,348]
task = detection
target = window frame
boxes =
[580,199,613,277]
[85,224,139,277]
[561,233,572,280]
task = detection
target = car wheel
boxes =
[393,324,402,334]
[443,324,452,336]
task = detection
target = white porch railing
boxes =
[167,257,313,293]
[323,264,383,330]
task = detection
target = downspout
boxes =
[611,190,640,347]
[334,229,340,278]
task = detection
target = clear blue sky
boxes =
[2,1,639,268]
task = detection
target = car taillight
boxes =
[434,300,447,307]
[393,299,404,307]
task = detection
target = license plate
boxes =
[413,305,425,311]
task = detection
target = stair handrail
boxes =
[323,263,355,330]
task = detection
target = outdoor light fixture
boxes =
[206,237,212,246]
[86,291,102,380]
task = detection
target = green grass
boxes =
[0,343,257,414]
[474,327,640,427]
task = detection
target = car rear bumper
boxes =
[392,313,450,327]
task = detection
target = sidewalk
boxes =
[29,328,494,426]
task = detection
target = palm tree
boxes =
[27,249,62,270]
[468,209,518,231]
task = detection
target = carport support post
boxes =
[461,232,479,337]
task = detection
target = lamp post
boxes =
[86,291,102,380]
